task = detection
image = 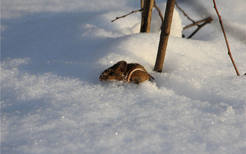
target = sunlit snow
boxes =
[1,0,246,154]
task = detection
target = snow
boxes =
[1,0,246,154]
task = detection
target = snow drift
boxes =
[1,0,246,154]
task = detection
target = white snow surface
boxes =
[1,0,246,154]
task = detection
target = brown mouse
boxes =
[99,61,154,84]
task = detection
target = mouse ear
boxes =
[112,61,127,73]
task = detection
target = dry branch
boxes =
[187,21,209,39]
[140,0,155,32]
[175,2,196,24]
[111,8,143,22]
[154,0,176,72]
[183,17,212,30]
[154,0,164,23]
[111,0,164,31]
[212,0,240,76]
[141,0,144,9]
[175,2,213,39]
[185,17,212,39]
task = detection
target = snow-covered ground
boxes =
[1,0,246,153]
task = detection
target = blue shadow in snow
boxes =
[1,12,114,83]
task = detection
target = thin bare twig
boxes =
[111,8,143,22]
[187,21,209,39]
[111,0,163,26]
[212,0,240,76]
[182,16,212,39]
[175,2,196,24]
[175,2,213,37]
[183,17,212,30]
[154,0,164,23]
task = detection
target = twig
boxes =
[187,21,209,39]
[141,0,144,9]
[111,0,163,26]
[175,2,196,24]
[183,17,212,30]
[154,0,164,23]
[175,2,213,39]
[212,0,240,76]
[111,8,143,22]
[182,17,212,39]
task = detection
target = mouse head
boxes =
[99,61,127,81]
